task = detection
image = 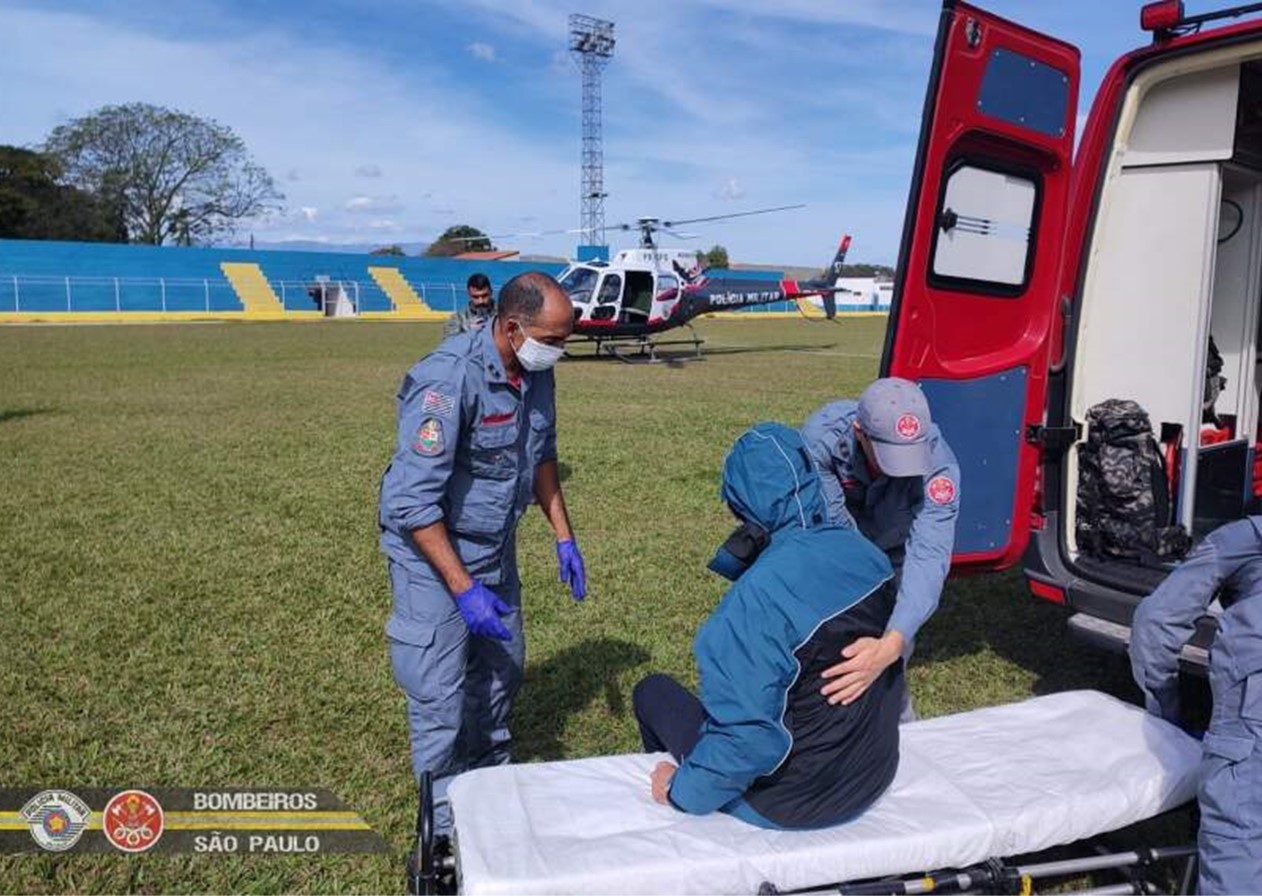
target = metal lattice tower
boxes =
[568,14,615,249]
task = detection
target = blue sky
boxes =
[0,1,1245,265]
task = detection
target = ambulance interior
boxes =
[1068,51,1262,566]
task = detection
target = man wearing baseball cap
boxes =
[800,377,961,720]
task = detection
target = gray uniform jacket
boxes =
[378,321,557,640]
[800,399,960,641]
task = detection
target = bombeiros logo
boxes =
[103,789,164,853]
[20,790,91,852]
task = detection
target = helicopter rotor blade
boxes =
[660,204,806,228]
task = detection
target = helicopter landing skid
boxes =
[597,326,704,364]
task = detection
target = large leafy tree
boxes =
[0,145,124,241]
[424,224,493,257]
[44,103,281,245]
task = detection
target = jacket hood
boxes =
[721,422,827,534]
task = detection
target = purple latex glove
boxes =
[455,581,513,641]
[556,539,587,601]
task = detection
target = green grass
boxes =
[0,317,1176,893]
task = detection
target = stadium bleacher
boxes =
[0,239,566,316]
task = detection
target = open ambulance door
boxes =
[882,2,1079,571]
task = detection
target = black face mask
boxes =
[469,302,493,319]
[707,520,770,581]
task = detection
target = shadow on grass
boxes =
[515,637,650,762]
[0,407,54,425]
[916,569,1143,703]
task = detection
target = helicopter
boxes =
[553,206,852,360]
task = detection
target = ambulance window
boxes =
[930,162,1037,294]
[977,48,1070,139]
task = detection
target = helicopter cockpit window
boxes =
[930,161,1039,296]
[559,267,598,303]
[656,273,679,301]
[596,273,623,305]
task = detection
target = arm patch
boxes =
[412,417,445,456]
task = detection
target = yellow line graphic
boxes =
[1,811,370,832]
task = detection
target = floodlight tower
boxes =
[568,14,615,258]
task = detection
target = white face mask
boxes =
[511,322,565,372]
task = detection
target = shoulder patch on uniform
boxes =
[421,389,456,417]
[412,417,444,456]
[927,475,956,505]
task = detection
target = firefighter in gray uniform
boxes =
[800,378,960,719]
[379,271,586,835]
[1130,516,1262,895]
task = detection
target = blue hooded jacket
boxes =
[668,423,902,829]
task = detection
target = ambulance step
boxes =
[1067,613,1131,655]
[1066,612,1210,667]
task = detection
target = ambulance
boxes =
[885,1,1262,662]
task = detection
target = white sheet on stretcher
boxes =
[448,690,1201,895]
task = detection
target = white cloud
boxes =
[345,195,404,215]
[354,163,383,178]
[714,177,745,201]
[300,206,319,222]
[467,42,498,63]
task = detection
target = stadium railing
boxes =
[2,276,846,316]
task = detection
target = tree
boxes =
[701,244,730,269]
[44,103,281,245]
[424,224,493,257]
[0,145,124,242]
[370,244,406,256]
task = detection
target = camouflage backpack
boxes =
[1076,399,1191,564]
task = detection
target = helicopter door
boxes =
[882,3,1079,573]
[586,272,622,322]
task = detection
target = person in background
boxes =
[444,272,495,337]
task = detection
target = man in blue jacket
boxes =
[800,378,960,719]
[633,422,902,829]
[1129,516,1262,895]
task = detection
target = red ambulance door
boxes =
[882,2,1079,571]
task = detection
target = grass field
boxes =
[0,316,1160,893]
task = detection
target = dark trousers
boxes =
[632,673,709,761]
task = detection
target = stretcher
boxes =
[411,691,1202,895]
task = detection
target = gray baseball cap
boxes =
[857,377,933,477]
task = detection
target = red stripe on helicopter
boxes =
[780,279,800,295]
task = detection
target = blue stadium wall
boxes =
[0,238,879,320]
[0,239,569,316]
